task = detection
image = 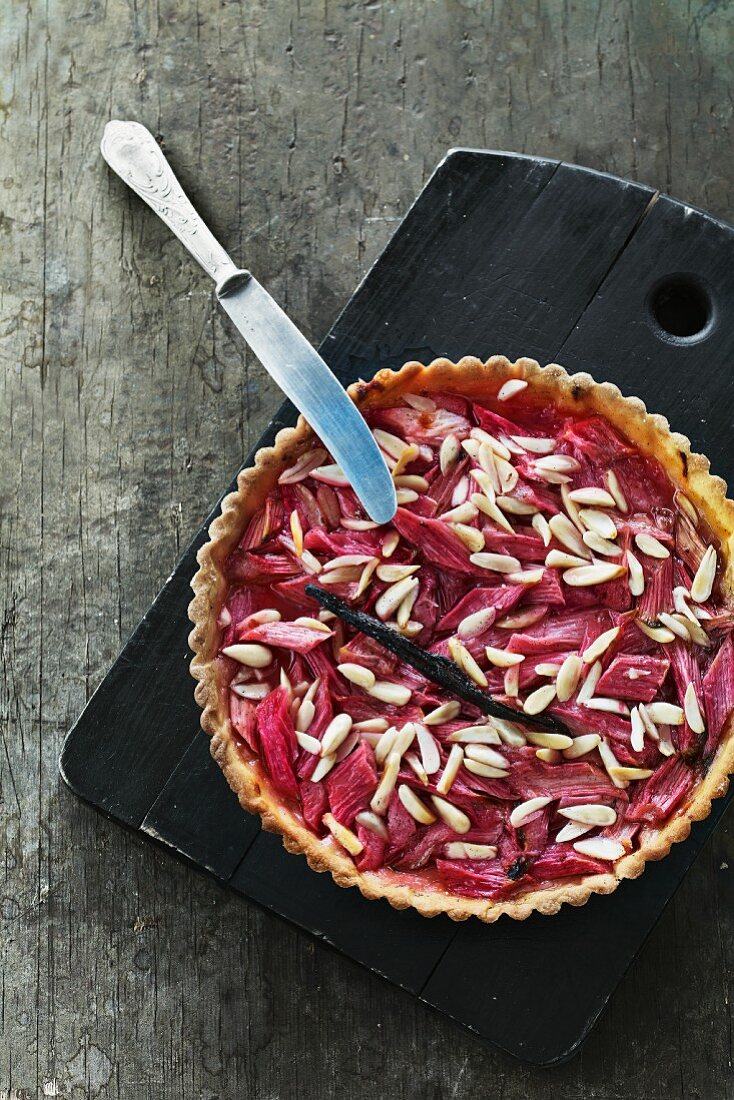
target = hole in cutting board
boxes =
[647,274,714,343]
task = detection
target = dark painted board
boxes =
[559,192,734,482]
[60,150,734,1067]
[230,831,455,994]
[421,796,730,1067]
[142,732,260,878]
[322,153,655,372]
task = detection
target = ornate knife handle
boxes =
[101,120,246,290]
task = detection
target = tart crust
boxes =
[188,356,734,922]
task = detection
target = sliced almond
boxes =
[675,490,698,526]
[563,562,626,587]
[485,645,525,668]
[471,427,512,459]
[398,784,437,825]
[293,616,332,633]
[469,551,521,573]
[606,469,628,513]
[376,563,420,583]
[416,723,442,774]
[436,744,465,795]
[440,431,462,475]
[576,660,603,704]
[630,707,646,753]
[556,821,592,843]
[545,549,589,569]
[463,758,509,779]
[464,744,507,769]
[446,725,501,744]
[353,717,389,733]
[584,697,630,716]
[523,683,557,715]
[636,620,675,644]
[391,722,417,758]
[295,731,321,754]
[458,607,496,638]
[569,487,616,507]
[375,576,419,620]
[534,662,562,678]
[312,753,337,782]
[452,523,486,553]
[535,454,581,474]
[559,804,617,826]
[645,702,684,725]
[493,719,528,747]
[549,513,592,559]
[444,842,499,860]
[684,682,706,734]
[573,837,625,861]
[609,766,655,782]
[471,491,515,534]
[510,796,552,828]
[503,664,520,697]
[221,643,273,668]
[497,378,528,401]
[295,698,316,732]
[497,495,538,516]
[511,435,556,454]
[525,730,573,749]
[403,392,436,412]
[279,447,328,485]
[423,700,462,726]
[372,427,409,460]
[578,508,618,540]
[506,568,545,586]
[368,681,412,706]
[598,739,627,788]
[657,612,691,641]
[381,530,400,558]
[691,544,717,603]
[626,550,645,596]
[561,482,585,532]
[532,512,552,546]
[582,626,620,664]
[448,638,488,687]
[320,713,354,756]
[396,583,419,629]
[370,751,401,814]
[232,683,271,701]
[395,488,419,505]
[337,662,376,690]
[535,748,561,763]
[583,531,622,557]
[496,606,549,630]
[478,441,501,491]
[374,726,398,766]
[496,458,519,494]
[404,751,429,784]
[354,810,389,840]
[440,501,479,524]
[430,795,472,833]
[556,654,584,701]
[634,532,670,559]
[341,518,380,532]
[323,813,363,855]
[562,733,601,759]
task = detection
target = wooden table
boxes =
[3,2,733,1096]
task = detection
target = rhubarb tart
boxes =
[189,356,734,921]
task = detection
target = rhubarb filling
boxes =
[216,383,734,900]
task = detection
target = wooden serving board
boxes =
[60,150,734,1066]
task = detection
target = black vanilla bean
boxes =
[305,584,571,737]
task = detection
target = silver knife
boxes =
[100,120,397,525]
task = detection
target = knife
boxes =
[100,120,397,525]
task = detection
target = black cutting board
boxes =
[60,150,734,1066]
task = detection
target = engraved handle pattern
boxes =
[101,120,239,283]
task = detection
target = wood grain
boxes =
[2,0,733,1096]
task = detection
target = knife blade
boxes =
[100,120,397,525]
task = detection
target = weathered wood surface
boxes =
[2,0,733,1096]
